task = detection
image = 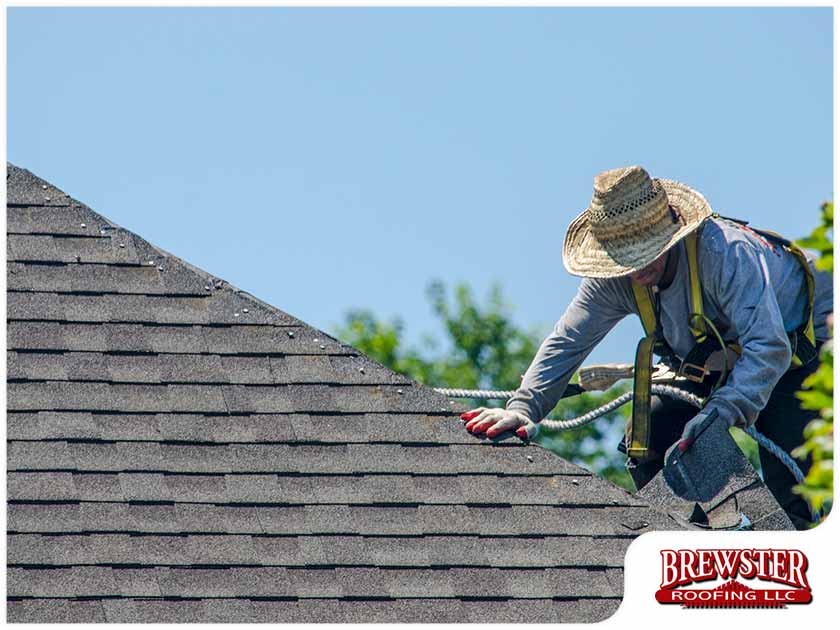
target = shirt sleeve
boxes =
[505,277,632,423]
[701,238,793,428]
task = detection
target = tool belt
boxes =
[625,214,818,461]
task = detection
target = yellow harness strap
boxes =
[781,242,817,366]
[627,334,656,461]
[750,227,817,366]
[684,231,707,343]
[631,231,707,341]
[631,282,657,337]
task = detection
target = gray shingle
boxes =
[252,535,306,565]
[156,567,254,597]
[8,440,77,470]
[288,411,540,445]
[298,535,366,565]
[11,472,641,506]
[752,508,797,531]
[185,534,262,565]
[8,440,609,477]
[229,567,295,597]
[6,532,632,569]
[729,481,795,528]
[383,567,457,597]
[219,355,273,383]
[38,354,134,384]
[6,599,107,624]
[165,473,228,502]
[8,233,60,260]
[8,288,298,325]
[114,567,165,596]
[338,599,466,624]
[118,472,169,501]
[7,472,77,500]
[101,599,206,624]
[205,290,300,326]
[8,503,82,532]
[7,233,140,264]
[74,472,127,501]
[9,532,241,566]
[287,567,344,597]
[6,351,28,380]
[7,261,205,294]
[337,567,389,597]
[637,416,786,528]
[463,598,621,623]
[7,291,68,320]
[170,414,299,442]
[425,534,632,568]
[203,325,344,355]
[8,566,119,597]
[249,599,348,624]
[269,354,412,385]
[7,534,55,564]
[6,166,75,207]
[7,381,232,413]
[7,412,98,440]
[8,321,347,355]
[196,598,261,623]
[7,411,492,444]
[8,206,98,234]
[7,596,622,624]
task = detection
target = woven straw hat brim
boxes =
[562,178,713,278]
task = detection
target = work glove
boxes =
[678,409,732,453]
[460,408,538,440]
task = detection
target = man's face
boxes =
[628,250,669,287]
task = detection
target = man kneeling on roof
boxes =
[461,166,833,530]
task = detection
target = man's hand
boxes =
[678,409,731,452]
[460,408,538,440]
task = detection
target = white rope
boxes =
[434,384,805,484]
[434,387,517,400]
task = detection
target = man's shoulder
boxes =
[580,274,631,292]
[698,215,773,258]
[578,274,634,309]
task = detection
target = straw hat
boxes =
[562,166,713,278]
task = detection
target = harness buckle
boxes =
[679,362,708,383]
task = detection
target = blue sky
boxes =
[7,7,833,366]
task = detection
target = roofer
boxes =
[460,166,833,529]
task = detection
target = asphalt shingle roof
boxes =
[6,162,681,623]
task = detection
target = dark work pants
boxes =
[621,359,820,530]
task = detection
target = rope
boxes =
[433,384,805,484]
[745,428,804,485]
[434,387,517,400]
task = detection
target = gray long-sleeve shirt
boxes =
[506,217,834,429]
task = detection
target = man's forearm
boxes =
[505,335,581,422]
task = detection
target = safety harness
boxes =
[625,214,818,461]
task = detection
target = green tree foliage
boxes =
[793,201,834,519]
[335,280,634,490]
